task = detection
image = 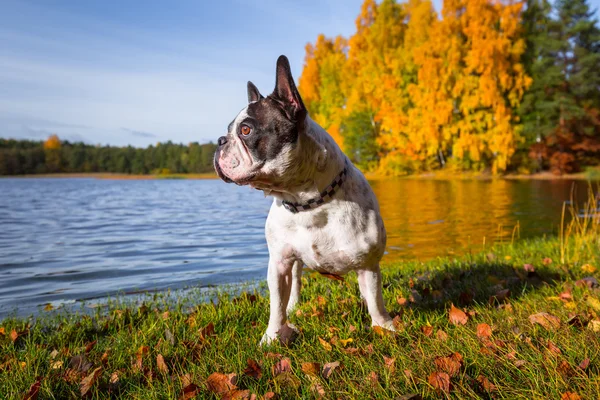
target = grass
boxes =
[2,204,600,399]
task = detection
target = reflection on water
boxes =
[0,177,592,316]
[372,179,590,261]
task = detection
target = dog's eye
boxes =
[240,125,252,136]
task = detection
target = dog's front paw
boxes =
[259,331,278,346]
[373,319,396,332]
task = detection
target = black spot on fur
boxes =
[238,97,299,162]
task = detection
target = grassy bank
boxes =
[1,233,599,399]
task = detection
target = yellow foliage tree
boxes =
[298,34,347,148]
[299,0,530,174]
[43,134,61,150]
[44,134,62,172]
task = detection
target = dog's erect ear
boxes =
[272,55,306,121]
[247,81,263,103]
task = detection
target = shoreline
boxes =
[1,170,597,181]
[0,172,219,180]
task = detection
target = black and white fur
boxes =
[214,55,394,344]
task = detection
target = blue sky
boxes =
[0,0,597,147]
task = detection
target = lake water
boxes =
[0,177,593,317]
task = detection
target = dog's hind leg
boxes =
[357,266,395,331]
[286,261,302,315]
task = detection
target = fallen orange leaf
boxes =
[80,366,102,397]
[434,353,463,377]
[528,312,561,330]
[476,323,492,339]
[322,361,340,379]
[477,375,497,392]
[272,357,291,376]
[206,372,238,395]
[243,359,262,380]
[157,354,169,374]
[428,371,451,393]
[23,377,42,400]
[301,362,320,377]
[449,304,468,326]
[433,330,447,342]
[318,337,332,352]
[421,325,433,337]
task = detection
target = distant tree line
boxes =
[0,135,217,175]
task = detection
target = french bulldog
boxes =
[214,55,394,344]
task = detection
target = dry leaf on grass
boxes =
[561,392,582,400]
[206,372,238,395]
[436,329,448,341]
[69,355,92,373]
[514,360,527,368]
[477,375,497,392]
[310,378,326,398]
[23,377,42,400]
[157,354,169,374]
[180,383,201,400]
[366,371,379,386]
[199,322,216,341]
[132,346,149,372]
[428,371,451,393]
[559,288,573,301]
[272,358,291,376]
[321,361,340,379]
[557,360,574,377]
[575,276,599,289]
[528,312,561,330]
[586,297,600,311]
[383,356,395,374]
[243,359,262,380]
[421,325,433,337]
[80,366,102,397]
[449,304,469,325]
[301,362,320,377]
[546,340,562,356]
[372,326,394,336]
[84,341,97,353]
[434,353,463,377]
[476,323,492,339]
[588,319,600,332]
[581,264,596,273]
[277,324,299,347]
[318,337,332,351]
[50,360,63,370]
[578,358,590,370]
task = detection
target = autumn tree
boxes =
[298,34,347,148]
[521,0,600,174]
[44,134,62,172]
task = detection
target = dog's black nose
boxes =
[218,136,228,146]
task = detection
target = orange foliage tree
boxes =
[299,0,531,175]
[44,134,62,172]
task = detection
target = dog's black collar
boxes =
[281,162,348,214]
